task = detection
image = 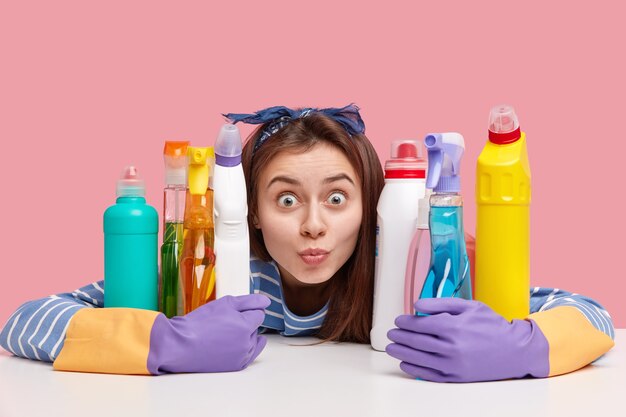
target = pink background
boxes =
[1,1,624,327]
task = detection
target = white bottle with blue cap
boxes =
[213,123,251,298]
[418,133,472,304]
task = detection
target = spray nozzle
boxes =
[214,124,243,167]
[424,133,465,193]
[116,166,146,197]
[164,141,190,186]
[187,146,215,195]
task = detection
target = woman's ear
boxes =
[252,214,261,229]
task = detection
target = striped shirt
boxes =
[0,257,614,363]
[250,256,328,336]
[0,257,328,363]
[530,286,615,339]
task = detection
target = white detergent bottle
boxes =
[371,140,426,351]
[213,123,251,298]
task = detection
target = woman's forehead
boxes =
[261,143,357,179]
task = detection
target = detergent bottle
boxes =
[104,166,159,310]
[371,140,426,351]
[475,105,531,321]
[419,133,472,303]
[160,141,189,318]
[213,124,250,298]
[179,147,216,314]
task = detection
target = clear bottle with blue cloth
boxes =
[419,133,472,303]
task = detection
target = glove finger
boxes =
[242,335,267,369]
[241,309,267,329]
[413,297,475,316]
[229,294,271,312]
[387,329,448,354]
[386,343,445,371]
[399,361,450,383]
[394,313,452,336]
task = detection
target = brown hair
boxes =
[241,112,384,343]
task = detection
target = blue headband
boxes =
[223,104,365,153]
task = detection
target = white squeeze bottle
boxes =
[213,123,251,298]
[371,140,427,351]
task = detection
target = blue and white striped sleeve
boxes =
[0,281,105,362]
[529,287,615,340]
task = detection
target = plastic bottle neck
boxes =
[430,193,463,207]
[384,169,426,179]
[116,196,146,204]
[488,127,521,145]
[164,184,187,190]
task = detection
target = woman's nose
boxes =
[300,204,327,238]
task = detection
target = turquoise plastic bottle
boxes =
[104,166,159,310]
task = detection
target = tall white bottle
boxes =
[371,140,426,351]
[213,123,251,298]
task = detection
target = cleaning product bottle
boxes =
[404,189,431,314]
[475,105,531,321]
[179,147,216,314]
[213,124,250,298]
[419,133,472,302]
[371,140,426,351]
[160,141,189,318]
[104,166,159,310]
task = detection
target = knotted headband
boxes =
[223,104,365,153]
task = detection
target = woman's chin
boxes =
[288,264,337,286]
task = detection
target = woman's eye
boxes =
[327,192,346,205]
[277,194,298,208]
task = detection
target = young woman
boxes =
[0,105,615,382]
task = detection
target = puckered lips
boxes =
[298,248,330,266]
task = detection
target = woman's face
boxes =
[255,143,363,286]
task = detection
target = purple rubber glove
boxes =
[386,298,550,382]
[147,294,270,374]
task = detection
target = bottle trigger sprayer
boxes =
[213,123,251,298]
[179,147,216,314]
[160,141,189,318]
[418,133,472,302]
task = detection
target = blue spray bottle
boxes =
[419,133,472,302]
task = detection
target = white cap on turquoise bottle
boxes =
[116,166,146,197]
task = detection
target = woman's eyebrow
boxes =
[267,175,301,189]
[323,173,355,186]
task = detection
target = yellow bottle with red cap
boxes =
[475,105,531,321]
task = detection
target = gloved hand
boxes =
[147,294,271,374]
[386,297,549,382]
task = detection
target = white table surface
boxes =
[0,330,623,417]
